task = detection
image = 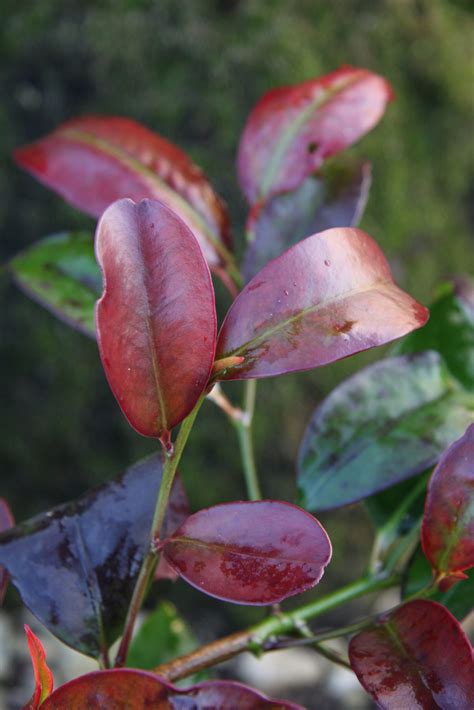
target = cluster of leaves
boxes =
[2,66,473,708]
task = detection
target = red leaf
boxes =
[349,600,474,709]
[0,497,14,605]
[421,424,474,584]
[23,625,54,709]
[155,473,189,583]
[40,669,303,709]
[215,227,428,381]
[161,500,332,605]
[14,116,233,272]
[95,198,216,440]
[238,66,393,205]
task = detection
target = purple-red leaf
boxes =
[0,498,14,605]
[421,424,474,587]
[349,600,474,709]
[23,625,54,709]
[14,116,233,273]
[95,198,216,440]
[161,500,332,605]
[215,228,428,381]
[40,669,303,709]
[238,66,393,205]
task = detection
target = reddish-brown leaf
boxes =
[349,600,474,709]
[421,424,474,585]
[238,66,393,205]
[22,625,54,709]
[95,198,216,441]
[40,670,303,709]
[0,498,14,605]
[14,116,233,272]
[215,227,428,381]
[161,500,332,605]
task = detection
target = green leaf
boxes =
[402,547,474,620]
[127,602,196,671]
[395,278,474,391]
[297,351,474,511]
[366,473,429,531]
[10,232,100,337]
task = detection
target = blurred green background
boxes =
[1,0,473,693]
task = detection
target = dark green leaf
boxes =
[365,473,429,531]
[298,351,474,511]
[10,232,100,337]
[243,161,371,282]
[402,547,474,620]
[127,602,196,671]
[395,278,474,391]
[0,455,187,658]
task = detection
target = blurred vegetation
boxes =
[1,0,473,655]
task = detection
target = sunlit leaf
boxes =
[421,424,474,586]
[0,498,14,605]
[22,625,54,709]
[0,454,187,658]
[162,500,332,605]
[14,116,234,274]
[403,547,474,620]
[298,352,474,511]
[395,277,474,391]
[238,66,392,205]
[10,232,99,337]
[96,198,216,441]
[215,228,428,382]
[243,161,371,282]
[127,602,196,671]
[349,600,474,709]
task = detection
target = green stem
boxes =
[153,572,398,681]
[233,380,261,500]
[114,394,205,668]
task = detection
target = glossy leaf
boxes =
[0,454,187,658]
[23,625,54,709]
[243,161,372,282]
[215,227,428,381]
[127,602,196,671]
[349,600,474,709]
[421,424,474,585]
[0,498,14,605]
[162,500,332,605]
[10,232,100,338]
[238,66,392,205]
[41,670,303,709]
[395,278,474,391]
[14,115,233,272]
[96,198,216,440]
[403,547,474,620]
[298,352,474,511]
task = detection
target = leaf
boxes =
[403,547,474,620]
[127,602,196,671]
[421,424,474,586]
[10,232,100,338]
[349,600,474,709]
[298,352,474,511]
[0,454,187,658]
[242,161,372,282]
[95,198,216,441]
[22,625,54,709]
[14,115,233,274]
[161,500,332,605]
[215,227,428,382]
[395,277,474,391]
[365,474,428,532]
[238,66,393,205]
[40,670,303,709]
[0,498,14,605]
